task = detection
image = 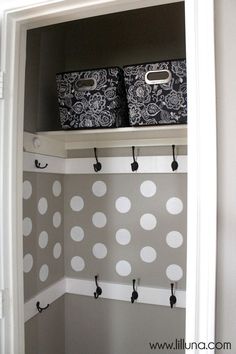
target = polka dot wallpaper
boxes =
[23,172,187,301]
[64,174,187,289]
[23,173,64,301]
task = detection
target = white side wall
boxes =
[215,0,236,350]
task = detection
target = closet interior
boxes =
[23,2,187,354]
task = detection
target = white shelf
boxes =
[24,125,187,157]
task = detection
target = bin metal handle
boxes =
[145,69,172,85]
[75,78,97,91]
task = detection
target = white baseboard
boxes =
[24,277,186,322]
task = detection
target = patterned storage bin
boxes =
[56,67,128,129]
[123,59,187,126]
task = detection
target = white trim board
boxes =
[24,277,186,322]
[24,152,187,174]
[23,152,65,174]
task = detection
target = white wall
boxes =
[215,0,236,350]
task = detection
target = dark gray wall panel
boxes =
[65,3,185,71]
[24,30,41,132]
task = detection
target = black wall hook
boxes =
[131,279,138,303]
[36,301,49,313]
[131,146,139,172]
[171,145,178,171]
[35,159,48,169]
[93,148,102,172]
[94,275,102,299]
[169,283,177,308]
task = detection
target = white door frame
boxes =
[0,0,217,353]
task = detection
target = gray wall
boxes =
[65,3,185,71]
[24,26,66,132]
[215,0,236,351]
[23,172,186,353]
[23,173,64,300]
[25,296,65,354]
[64,173,187,289]
[65,294,185,354]
[23,172,186,296]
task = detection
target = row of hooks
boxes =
[34,145,179,172]
[35,277,177,313]
[94,277,139,304]
[94,276,177,308]
[93,145,178,173]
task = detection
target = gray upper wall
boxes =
[23,172,186,300]
[23,173,65,300]
[64,173,187,289]
[24,2,185,132]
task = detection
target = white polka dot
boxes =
[53,242,62,259]
[140,213,157,231]
[92,243,107,259]
[140,246,157,263]
[23,217,32,236]
[166,197,183,215]
[140,180,157,198]
[38,197,48,215]
[38,231,48,248]
[23,180,32,200]
[116,260,132,277]
[52,180,62,197]
[70,196,84,212]
[115,197,131,213]
[166,264,183,281]
[166,231,183,248]
[71,256,85,272]
[70,226,84,242]
[92,181,107,197]
[23,254,33,273]
[92,212,107,228]
[39,264,49,282]
[53,212,61,228]
[116,229,131,245]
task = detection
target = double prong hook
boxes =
[131,146,139,172]
[93,148,102,172]
[171,145,178,171]
[94,275,102,299]
[131,279,138,303]
[169,283,177,308]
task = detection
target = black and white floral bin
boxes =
[56,67,128,129]
[123,59,187,126]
